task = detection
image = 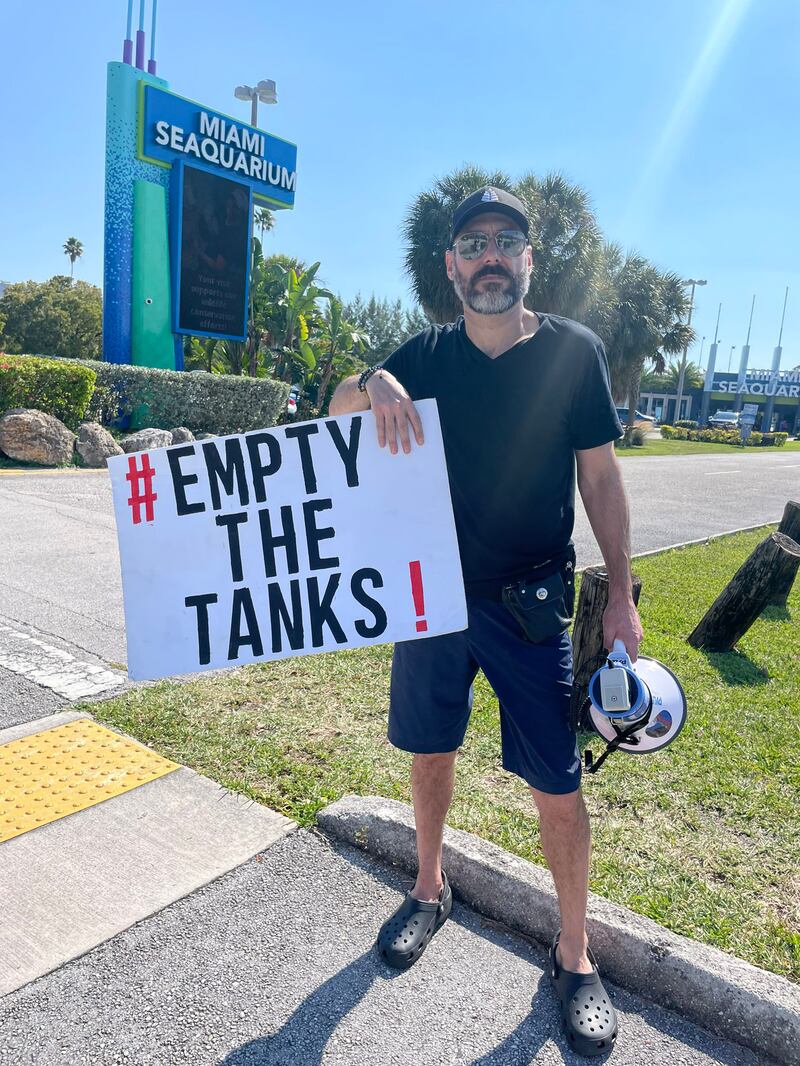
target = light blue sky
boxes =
[1,0,798,370]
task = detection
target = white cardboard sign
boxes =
[107,399,467,680]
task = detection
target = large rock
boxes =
[76,422,123,467]
[195,432,217,440]
[0,409,76,466]
[120,428,173,453]
[170,426,196,444]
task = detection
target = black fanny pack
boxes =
[501,546,576,643]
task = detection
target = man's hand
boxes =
[366,371,424,455]
[602,593,644,662]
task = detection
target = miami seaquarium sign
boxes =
[711,369,800,398]
[138,84,297,208]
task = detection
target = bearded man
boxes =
[329,187,642,1058]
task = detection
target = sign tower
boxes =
[103,1,298,369]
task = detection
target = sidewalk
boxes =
[0,707,793,1064]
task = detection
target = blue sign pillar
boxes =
[102,2,298,370]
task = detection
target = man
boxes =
[329,187,643,1058]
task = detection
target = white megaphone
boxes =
[583,640,687,774]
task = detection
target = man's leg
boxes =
[410,750,458,901]
[530,785,593,974]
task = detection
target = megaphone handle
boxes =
[612,639,627,657]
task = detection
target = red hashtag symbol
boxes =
[126,454,158,525]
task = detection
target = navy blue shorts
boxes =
[388,597,581,795]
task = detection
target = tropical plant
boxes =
[63,237,83,279]
[313,296,369,411]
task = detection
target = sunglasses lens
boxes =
[496,232,527,256]
[455,235,488,259]
[455,231,526,259]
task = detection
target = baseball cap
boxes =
[450,187,529,243]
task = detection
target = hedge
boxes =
[660,425,788,447]
[65,359,290,436]
[0,354,96,430]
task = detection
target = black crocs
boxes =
[549,931,618,1057]
[377,871,453,970]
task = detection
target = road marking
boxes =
[0,468,103,477]
[0,624,125,700]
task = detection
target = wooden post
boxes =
[688,532,800,651]
[769,501,800,606]
[570,567,642,731]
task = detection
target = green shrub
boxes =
[0,354,96,430]
[68,360,290,435]
[674,419,698,429]
[659,424,788,448]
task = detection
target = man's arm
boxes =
[329,370,424,455]
[328,374,371,416]
[575,442,644,659]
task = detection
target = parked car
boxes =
[615,407,656,430]
[707,411,741,430]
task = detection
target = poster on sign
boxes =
[107,400,467,680]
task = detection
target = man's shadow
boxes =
[217,840,761,1065]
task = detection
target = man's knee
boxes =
[529,785,587,824]
[413,750,459,767]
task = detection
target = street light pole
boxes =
[234,79,278,129]
[675,278,707,423]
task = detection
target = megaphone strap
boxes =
[584,717,644,775]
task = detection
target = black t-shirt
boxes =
[381,313,623,599]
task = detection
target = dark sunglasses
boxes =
[452,229,528,260]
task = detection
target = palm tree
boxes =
[63,237,83,279]
[594,251,692,438]
[254,208,274,244]
[515,171,602,318]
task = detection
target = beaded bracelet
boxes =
[358,364,383,392]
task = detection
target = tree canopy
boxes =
[0,276,102,360]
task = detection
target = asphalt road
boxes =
[0,829,773,1066]
[0,449,795,669]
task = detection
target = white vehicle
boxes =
[708,411,741,429]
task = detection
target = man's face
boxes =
[446,211,533,315]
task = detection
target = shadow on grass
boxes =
[761,605,792,623]
[701,649,770,686]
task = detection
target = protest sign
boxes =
[107,399,467,680]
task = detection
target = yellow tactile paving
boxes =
[0,719,181,843]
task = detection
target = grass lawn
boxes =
[616,438,800,457]
[85,527,799,981]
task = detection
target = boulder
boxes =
[120,428,173,453]
[76,422,123,467]
[0,409,76,466]
[195,432,217,440]
[170,426,196,444]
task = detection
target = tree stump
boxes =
[769,501,800,607]
[688,532,800,651]
[570,567,642,731]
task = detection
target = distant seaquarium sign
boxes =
[138,84,297,208]
[711,370,800,398]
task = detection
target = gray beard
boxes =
[452,261,532,315]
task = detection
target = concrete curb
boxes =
[317,794,799,1065]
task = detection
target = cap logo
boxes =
[481,188,500,202]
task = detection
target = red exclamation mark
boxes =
[409,560,427,632]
